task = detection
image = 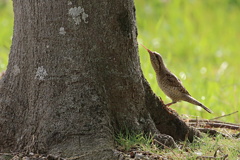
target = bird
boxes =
[140,44,213,114]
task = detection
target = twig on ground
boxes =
[196,147,228,160]
[196,147,228,159]
[185,119,240,131]
[210,111,238,121]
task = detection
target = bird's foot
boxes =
[164,102,177,114]
[157,97,177,114]
[165,105,176,113]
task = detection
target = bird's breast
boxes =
[156,76,183,101]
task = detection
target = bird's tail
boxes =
[199,103,213,114]
[185,95,213,113]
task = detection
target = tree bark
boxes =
[0,0,200,159]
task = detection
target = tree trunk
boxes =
[0,0,200,159]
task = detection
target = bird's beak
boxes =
[140,43,153,54]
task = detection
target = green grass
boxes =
[115,131,153,152]
[115,131,240,159]
[0,1,239,122]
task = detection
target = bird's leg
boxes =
[163,101,177,114]
[166,101,177,107]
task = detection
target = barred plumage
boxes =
[141,44,213,114]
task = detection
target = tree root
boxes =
[185,119,240,131]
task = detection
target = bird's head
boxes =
[140,44,165,72]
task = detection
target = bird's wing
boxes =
[165,73,191,95]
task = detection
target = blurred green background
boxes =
[0,0,239,123]
[0,0,12,71]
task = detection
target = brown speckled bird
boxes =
[141,44,213,114]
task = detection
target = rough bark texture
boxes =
[0,0,200,159]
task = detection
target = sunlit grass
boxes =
[116,131,240,159]
[136,0,240,123]
[0,1,239,123]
